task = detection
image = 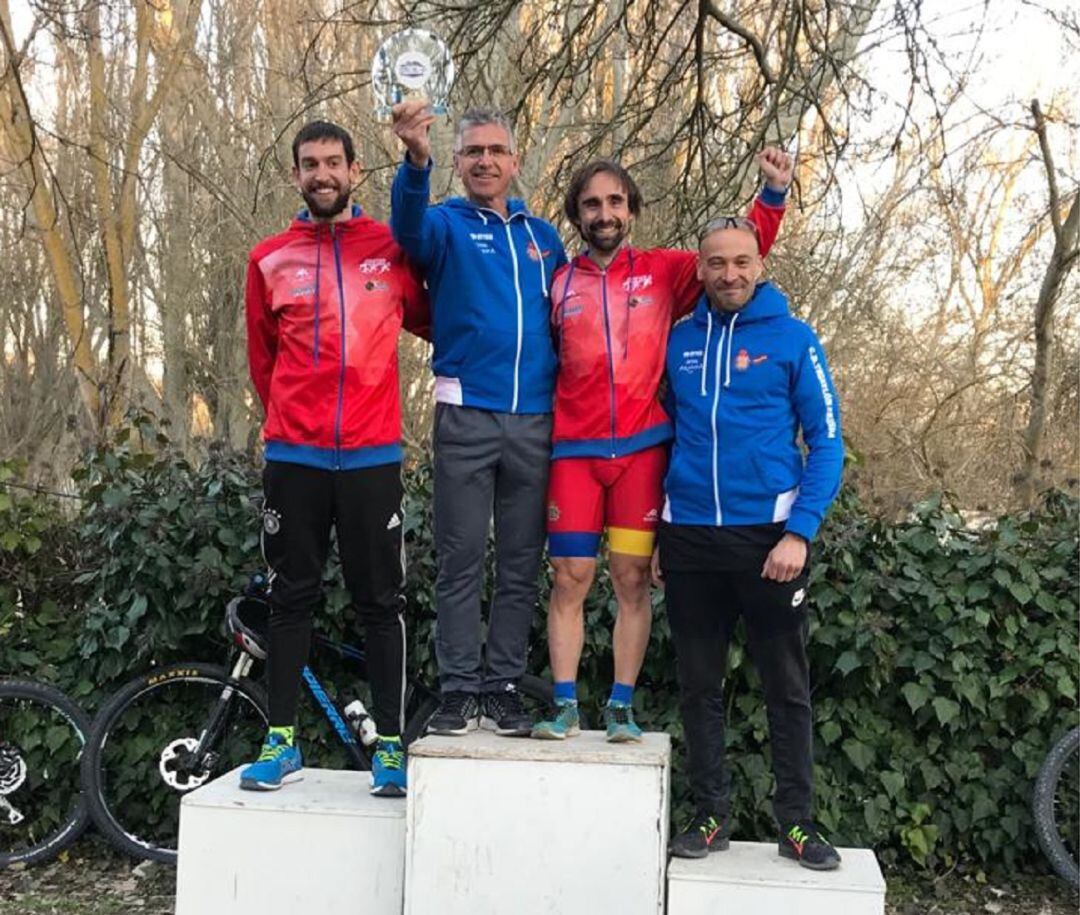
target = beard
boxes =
[582,218,628,254]
[301,183,351,220]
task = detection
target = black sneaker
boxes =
[778,822,841,870]
[480,684,533,736]
[426,691,480,736]
[670,811,730,858]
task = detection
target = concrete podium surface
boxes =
[175,766,405,915]
[405,730,671,915]
[668,840,886,915]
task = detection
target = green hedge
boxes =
[1,424,1077,874]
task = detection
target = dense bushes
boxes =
[0,427,1076,874]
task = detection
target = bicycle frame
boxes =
[193,631,375,774]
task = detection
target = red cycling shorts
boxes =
[546,445,666,558]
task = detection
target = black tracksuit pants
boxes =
[660,522,814,826]
[261,460,406,737]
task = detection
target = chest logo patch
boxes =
[527,241,551,261]
[734,348,769,371]
[359,258,391,275]
[623,274,653,292]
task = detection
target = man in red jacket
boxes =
[241,121,429,796]
[533,150,792,742]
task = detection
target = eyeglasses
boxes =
[698,215,760,243]
[455,144,513,160]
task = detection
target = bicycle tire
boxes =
[1032,725,1080,888]
[81,662,268,865]
[0,678,91,870]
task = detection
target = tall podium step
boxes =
[175,767,405,915]
[405,730,671,915]
[667,841,886,914]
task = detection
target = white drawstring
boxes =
[523,218,548,297]
[724,312,738,387]
[700,311,713,396]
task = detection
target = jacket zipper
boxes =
[710,324,726,524]
[600,268,617,458]
[332,227,347,469]
[497,215,525,414]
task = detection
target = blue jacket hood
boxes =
[691,280,789,326]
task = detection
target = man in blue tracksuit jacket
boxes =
[390,101,567,735]
[657,216,844,870]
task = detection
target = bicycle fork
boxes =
[188,653,257,773]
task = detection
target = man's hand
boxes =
[650,547,664,589]
[391,100,435,169]
[756,146,793,193]
[761,533,807,583]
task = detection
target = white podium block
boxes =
[175,767,405,915]
[405,731,670,915]
[668,841,886,915]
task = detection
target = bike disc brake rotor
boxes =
[0,743,27,795]
[158,738,212,790]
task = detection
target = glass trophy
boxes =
[372,28,455,120]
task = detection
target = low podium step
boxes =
[405,730,671,915]
[667,841,886,915]
[175,767,405,915]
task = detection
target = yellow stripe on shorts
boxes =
[608,527,655,557]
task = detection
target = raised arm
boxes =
[389,100,447,267]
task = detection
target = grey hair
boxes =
[454,107,516,153]
[697,215,760,248]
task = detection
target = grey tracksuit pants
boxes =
[432,403,551,694]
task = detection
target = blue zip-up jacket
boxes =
[391,157,567,414]
[663,282,843,541]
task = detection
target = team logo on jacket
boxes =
[622,275,653,292]
[643,508,658,523]
[294,267,312,279]
[527,241,551,261]
[734,349,769,371]
[548,502,560,522]
[359,258,391,274]
[365,280,389,292]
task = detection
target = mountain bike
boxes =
[0,678,91,869]
[1033,725,1079,888]
[80,575,553,864]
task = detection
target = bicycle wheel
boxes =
[81,662,268,864]
[0,679,91,869]
[1033,726,1080,888]
[401,672,559,745]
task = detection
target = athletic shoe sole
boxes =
[778,845,841,870]
[531,725,580,740]
[670,837,730,859]
[369,778,407,798]
[239,771,304,792]
[426,718,479,736]
[479,716,532,736]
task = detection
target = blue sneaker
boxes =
[370,738,407,797]
[239,733,303,791]
[605,701,643,742]
[531,700,581,740]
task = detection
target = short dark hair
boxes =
[564,159,642,225]
[291,120,356,168]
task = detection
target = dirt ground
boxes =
[0,837,1076,914]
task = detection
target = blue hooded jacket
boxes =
[391,158,567,414]
[663,282,843,541]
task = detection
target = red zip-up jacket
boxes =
[550,192,784,459]
[246,206,429,470]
